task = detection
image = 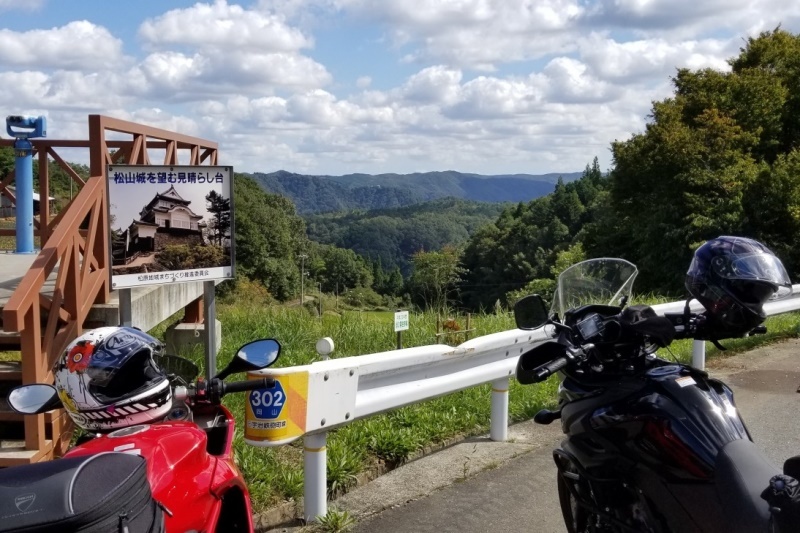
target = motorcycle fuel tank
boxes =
[560,364,750,482]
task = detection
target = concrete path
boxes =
[330,339,800,533]
[0,252,40,309]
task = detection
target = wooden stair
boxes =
[0,346,73,467]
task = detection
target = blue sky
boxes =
[1,0,799,176]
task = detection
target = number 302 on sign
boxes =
[248,380,286,420]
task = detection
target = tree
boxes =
[504,243,586,308]
[233,175,306,301]
[385,267,404,297]
[156,244,224,270]
[408,246,465,313]
[0,146,13,178]
[601,29,800,293]
[459,164,609,310]
[312,243,372,293]
[205,190,231,247]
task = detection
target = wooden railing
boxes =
[3,175,107,458]
[1,115,218,463]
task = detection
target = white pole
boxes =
[203,280,217,380]
[692,339,706,370]
[300,254,307,304]
[303,432,328,522]
[490,377,509,442]
[119,288,132,327]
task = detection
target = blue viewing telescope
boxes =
[6,115,46,139]
[6,114,46,253]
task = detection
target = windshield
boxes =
[551,258,638,318]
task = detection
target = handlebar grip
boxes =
[222,377,276,395]
[534,356,569,380]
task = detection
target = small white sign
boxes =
[394,311,409,332]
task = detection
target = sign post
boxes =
[394,310,409,349]
[107,165,234,374]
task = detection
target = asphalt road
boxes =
[347,339,800,533]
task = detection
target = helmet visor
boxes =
[715,253,792,299]
[86,329,157,388]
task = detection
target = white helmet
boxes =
[54,326,172,431]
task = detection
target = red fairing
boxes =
[64,419,244,532]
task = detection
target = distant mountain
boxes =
[305,197,508,275]
[248,170,581,214]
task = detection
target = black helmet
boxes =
[686,236,792,335]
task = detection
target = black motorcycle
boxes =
[514,258,800,533]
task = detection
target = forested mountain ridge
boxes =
[248,169,581,214]
[306,197,506,275]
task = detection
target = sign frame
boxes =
[106,165,235,289]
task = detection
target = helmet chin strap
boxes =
[711,339,727,351]
[684,296,728,350]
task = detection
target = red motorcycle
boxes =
[2,338,281,533]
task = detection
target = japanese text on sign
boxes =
[394,311,409,332]
[110,171,225,185]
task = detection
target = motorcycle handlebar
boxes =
[222,377,276,395]
[663,311,767,341]
[534,356,569,381]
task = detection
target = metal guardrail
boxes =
[247,286,800,522]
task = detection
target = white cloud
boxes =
[0,21,124,70]
[579,35,732,84]
[161,56,658,175]
[581,0,752,31]
[0,70,128,110]
[0,0,44,11]
[3,0,800,176]
[444,75,544,119]
[543,57,621,103]
[133,0,331,96]
[139,0,312,53]
[399,66,462,104]
[324,0,585,69]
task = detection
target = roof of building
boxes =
[4,186,55,201]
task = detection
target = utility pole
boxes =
[299,254,308,304]
[318,282,323,319]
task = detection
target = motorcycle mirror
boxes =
[514,294,550,330]
[8,384,62,414]
[215,338,281,380]
[156,354,200,383]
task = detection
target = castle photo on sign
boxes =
[107,165,233,289]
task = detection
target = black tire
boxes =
[557,464,594,533]
[557,465,662,533]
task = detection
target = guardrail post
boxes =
[692,339,706,370]
[303,432,328,522]
[490,377,509,442]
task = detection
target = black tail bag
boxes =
[0,452,164,532]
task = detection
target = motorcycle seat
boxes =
[0,452,158,532]
[715,439,779,533]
